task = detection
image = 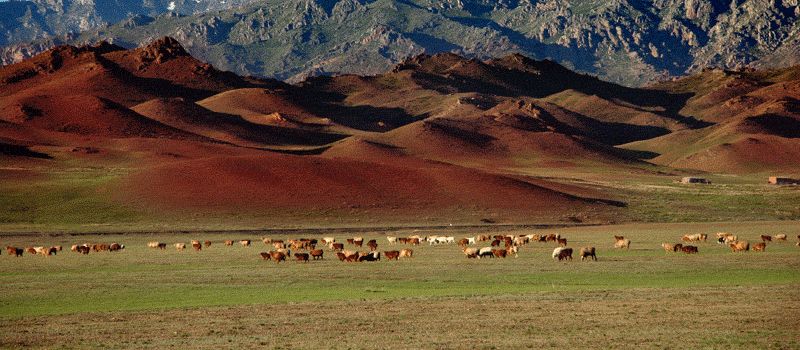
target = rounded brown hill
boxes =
[115,152,623,222]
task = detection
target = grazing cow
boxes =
[492,249,508,258]
[261,237,273,245]
[717,233,737,244]
[661,243,676,253]
[157,243,167,249]
[507,246,519,258]
[240,240,251,247]
[273,242,287,249]
[681,245,698,254]
[191,240,200,246]
[109,243,123,252]
[71,244,79,252]
[346,238,354,245]
[467,237,476,245]
[26,247,36,255]
[147,242,161,249]
[682,234,704,242]
[353,238,364,247]
[310,249,324,260]
[478,247,494,259]
[192,242,202,251]
[76,245,90,255]
[458,238,469,247]
[175,243,186,251]
[224,240,234,246]
[204,240,212,248]
[579,247,597,261]
[384,250,400,260]
[614,235,624,241]
[729,241,750,252]
[478,234,490,242]
[335,252,347,261]
[295,253,309,262]
[399,249,414,259]
[367,240,378,251]
[33,247,48,256]
[463,247,479,258]
[6,246,23,257]
[259,252,271,260]
[490,240,501,247]
[330,243,344,251]
[761,235,772,242]
[269,251,286,263]
[344,252,360,262]
[552,247,573,261]
[614,238,631,250]
[409,238,420,245]
[359,252,380,262]
[53,245,63,252]
[775,234,787,241]
[557,238,567,247]
[321,237,335,245]
[753,242,766,252]
[387,236,397,245]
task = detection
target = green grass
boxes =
[0,222,798,348]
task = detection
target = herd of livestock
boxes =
[4,231,798,262]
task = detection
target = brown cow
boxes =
[310,249,324,260]
[367,240,378,251]
[761,235,772,242]
[295,253,309,262]
[384,250,400,260]
[729,241,750,252]
[681,245,698,254]
[492,249,508,258]
[76,245,90,254]
[269,251,286,263]
[353,238,364,247]
[6,246,23,257]
[753,242,766,252]
[224,240,234,246]
[192,243,202,251]
[259,252,271,260]
[491,240,501,247]
[26,247,36,255]
[330,243,344,251]
[204,240,212,248]
[109,243,123,252]
[336,252,347,261]
[579,247,597,261]
[399,249,414,258]
[409,238,420,245]
[240,240,251,247]
[557,238,567,247]
[557,248,573,261]
[661,243,676,253]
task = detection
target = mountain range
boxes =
[1,0,799,86]
[2,37,799,225]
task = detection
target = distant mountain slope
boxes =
[1,0,799,86]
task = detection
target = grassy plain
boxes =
[1,221,799,348]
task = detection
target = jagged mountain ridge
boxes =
[1,0,799,86]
